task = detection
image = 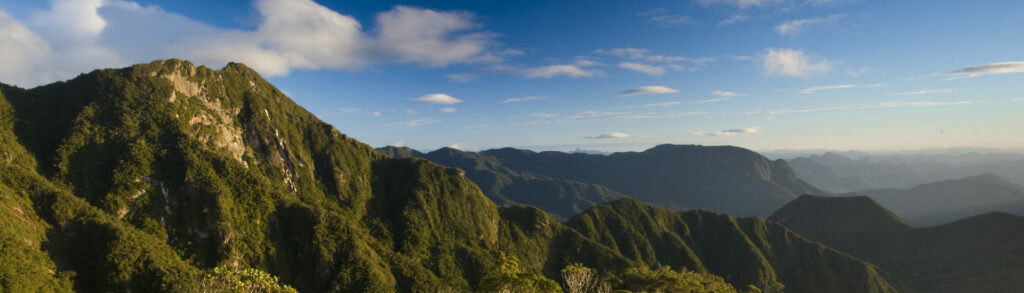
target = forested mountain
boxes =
[377,146,625,219]
[771,195,1024,293]
[858,174,1024,226]
[381,144,824,217]
[0,60,903,292]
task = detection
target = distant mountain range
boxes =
[0,60,901,292]
[788,152,1024,192]
[857,174,1024,227]
[380,144,825,217]
[771,195,1024,293]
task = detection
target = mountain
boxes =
[479,145,826,217]
[788,152,1024,192]
[788,156,875,193]
[858,174,1024,227]
[376,146,625,220]
[567,198,910,293]
[0,60,904,292]
[771,195,1024,292]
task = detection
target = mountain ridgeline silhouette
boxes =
[380,144,825,217]
[771,194,1024,293]
[0,60,903,292]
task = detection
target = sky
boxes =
[1,0,1023,153]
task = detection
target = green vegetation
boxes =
[772,194,1024,292]
[378,146,626,219]
[0,60,907,292]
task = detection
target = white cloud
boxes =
[761,48,832,77]
[799,84,854,94]
[692,127,762,137]
[643,101,682,107]
[595,48,651,59]
[637,9,692,28]
[565,110,625,119]
[619,86,679,96]
[393,139,406,147]
[373,111,382,117]
[439,107,456,113]
[530,113,560,118]
[719,14,748,25]
[385,117,442,127]
[694,0,783,9]
[712,90,740,97]
[585,132,631,139]
[775,14,845,36]
[0,0,504,87]
[411,93,463,104]
[944,61,1024,77]
[618,62,666,75]
[506,64,600,78]
[502,96,544,103]
[767,100,974,117]
[886,89,955,96]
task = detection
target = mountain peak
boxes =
[770,194,909,238]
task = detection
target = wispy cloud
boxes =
[762,48,832,77]
[799,83,883,94]
[695,0,783,9]
[530,113,560,118]
[585,132,631,139]
[618,62,665,75]
[775,14,845,36]
[692,127,762,137]
[385,117,442,127]
[719,14,748,25]
[411,93,463,104]
[620,86,679,96]
[799,84,854,94]
[336,107,359,114]
[943,61,1024,78]
[439,107,457,113]
[502,96,544,103]
[643,101,682,107]
[637,9,692,28]
[493,64,601,78]
[885,89,955,96]
[766,100,974,118]
[696,90,741,103]
[595,48,715,71]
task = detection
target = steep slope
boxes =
[568,198,909,293]
[0,60,905,292]
[859,174,1024,227]
[482,145,825,217]
[771,195,1024,292]
[377,146,626,219]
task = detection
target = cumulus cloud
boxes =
[767,100,973,118]
[761,48,832,77]
[775,14,845,36]
[585,132,631,139]
[411,93,464,104]
[944,61,1024,78]
[502,96,544,103]
[619,86,679,96]
[692,127,762,137]
[0,0,504,87]
[618,62,666,75]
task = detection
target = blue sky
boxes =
[1,0,1022,152]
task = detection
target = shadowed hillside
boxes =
[771,195,1024,292]
[858,174,1024,227]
